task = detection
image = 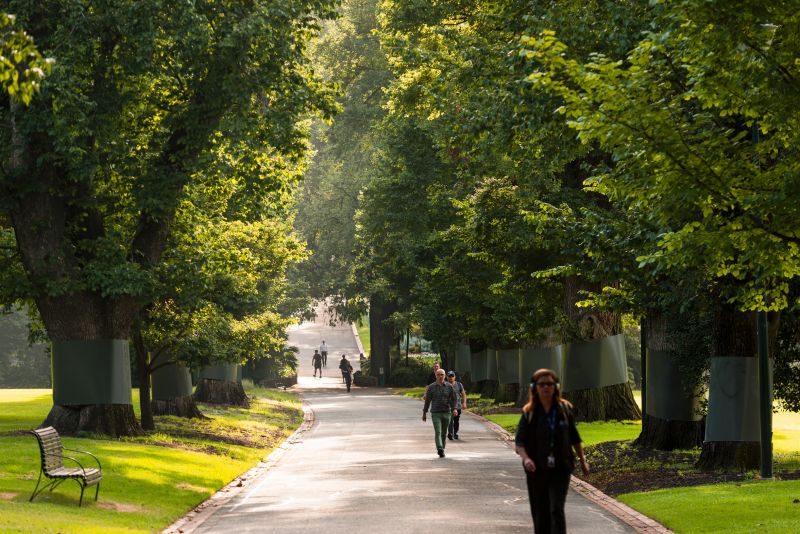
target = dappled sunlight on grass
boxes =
[0,386,303,532]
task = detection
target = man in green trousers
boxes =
[422,368,458,458]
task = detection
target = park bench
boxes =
[30,426,102,506]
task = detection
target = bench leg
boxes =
[79,484,85,507]
[29,470,44,502]
[95,483,100,501]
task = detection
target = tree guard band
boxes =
[152,362,193,400]
[470,351,488,382]
[519,346,564,385]
[51,339,132,405]
[705,357,771,442]
[496,348,519,384]
[645,350,703,421]
[561,334,628,393]
[200,363,239,382]
[485,348,498,381]
[455,342,471,374]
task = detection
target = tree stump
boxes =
[193,378,249,407]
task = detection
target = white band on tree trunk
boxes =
[705,357,771,442]
[152,362,193,400]
[455,342,471,374]
[485,348,498,381]
[645,349,703,421]
[561,334,628,392]
[51,339,132,405]
[519,346,564,384]
[199,363,239,382]
[496,348,519,384]
[470,350,488,381]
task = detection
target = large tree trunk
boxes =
[696,305,779,470]
[42,404,142,436]
[369,294,396,384]
[561,277,641,421]
[194,379,249,407]
[634,311,705,450]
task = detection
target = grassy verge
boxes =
[618,479,800,533]
[356,314,370,356]
[0,384,302,533]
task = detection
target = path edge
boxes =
[161,398,315,534]
[465,410,675,534]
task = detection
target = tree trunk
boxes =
[696,304,778,470]
[133,325,154,431]
[152,395,206,418]
[369,294,396,384]
[634,311,705,450]
[561,276,641,421]
[42,404,142,436]
[193,378,249,407]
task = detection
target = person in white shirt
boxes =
[319,341,328,367]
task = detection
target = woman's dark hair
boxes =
[522,368,572,414]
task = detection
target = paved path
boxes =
[188,312,635,534]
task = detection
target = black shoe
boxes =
[437,449,445,458]
[454,434,459,440]
[447,434,453,440]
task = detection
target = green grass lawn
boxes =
[0,385,302,533]
[618,479,800,533]
[356,314,370,356]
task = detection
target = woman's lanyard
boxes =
[547,407,557,448]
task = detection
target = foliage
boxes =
[294,0,392,322]
[0,0,338,341]
[0,12,52,104]
[522,2,800,312]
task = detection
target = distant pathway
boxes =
[185,307,637,533]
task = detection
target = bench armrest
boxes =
[63,448,102,471]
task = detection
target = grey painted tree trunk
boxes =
[634,311,704,450]
[561,277,641,421]
[697,305,779,470]
[368,294,396,384]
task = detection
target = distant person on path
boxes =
[339,354,354,392]
[422,369,458,458]
[446,371,467,440]
[515,368,589,534]
[425,361,441,386]
[320,340,328,367]
[312,350,323,378]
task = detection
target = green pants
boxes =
[431,412,452,451]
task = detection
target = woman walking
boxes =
[515,368,589,534]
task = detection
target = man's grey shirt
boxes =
[423,382,457,413]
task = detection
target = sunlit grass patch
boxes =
[0,384,303,532]
[618,479,800,533]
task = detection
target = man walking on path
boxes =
[447,371,467,440]
[320,340,328,367]
[339,354,354,392]
[312,350,323,378]
[422,368,458,457]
